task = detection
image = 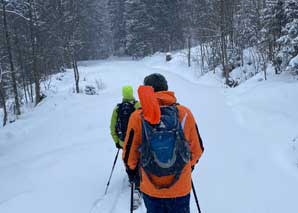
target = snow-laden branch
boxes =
[0,9,29,21]
[0,55,8,62]
[0,68,9,84]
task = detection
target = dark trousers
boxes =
[143,193,190,213]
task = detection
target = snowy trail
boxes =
[0,58,298,213]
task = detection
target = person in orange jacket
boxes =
[122,73,204,212]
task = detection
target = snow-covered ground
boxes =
[0,54,298,213]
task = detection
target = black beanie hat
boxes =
[144,73,168,92]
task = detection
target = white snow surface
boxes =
[0,54,298,213]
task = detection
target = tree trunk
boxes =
[0,85,7,127]
[219,0,229,84]
[241,47,244,67]
[29,75,34,103]
[263,59,267,81]
[200,43,205,75]
[25,77,31,103]
[260,52,267,80]
[187,36,191,67]
[72,57,80,93]
[1,0,21,115]
[23,79,28,104]
[14,29,28,104]
[221,33,229,82]
[28,0,41,105]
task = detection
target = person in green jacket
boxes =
[110,85,140,149]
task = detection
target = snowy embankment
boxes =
[226,71,298,178]
[0,54,298,213]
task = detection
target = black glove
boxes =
[115,142,122,149]
[126,168,137,183]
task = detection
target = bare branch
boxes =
[0,9,30,21]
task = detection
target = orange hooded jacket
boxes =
[122,89,204,198]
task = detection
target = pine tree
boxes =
[1,0,21,114]
[143,0,184,53]
[261,0,286,61]
[109,0,126,55]
[277,0,298,70]
[284,0,298,23]
[125,0,151,57]
[234,0,263,64]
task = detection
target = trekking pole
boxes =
[130,182,134,213]
[104,149,120,195]
[192,179,202,213]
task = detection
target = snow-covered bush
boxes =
[227,48,263,86]
[288,55,298,75]
[84,85,97,95]
[95,79,106,91]
[81,78,106,95]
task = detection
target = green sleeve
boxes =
[110,106,119,144]
[134,101,141,109]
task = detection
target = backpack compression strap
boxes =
[143,169,182,189]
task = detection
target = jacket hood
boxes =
[138,86,177,125]
[155,91,177,106]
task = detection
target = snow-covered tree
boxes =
[261,0,286,61]
[125,0,151,57]
[147,0,184,52]
[277,19,298,69]
[284,0,298,23]
[276,0,298,71]
[234,0,261,48]
[108,0,126,55]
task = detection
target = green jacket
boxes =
[110,99,141,147]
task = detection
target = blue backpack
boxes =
[140,105,191,189]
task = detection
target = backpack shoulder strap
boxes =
[115,103,121,112]
[141,113,150,141]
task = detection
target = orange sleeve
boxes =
[122,110,142,170]
[178,106,204,167]
[188,111,204,166]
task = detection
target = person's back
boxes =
[122,74,204,212]
[110,85,140,149]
